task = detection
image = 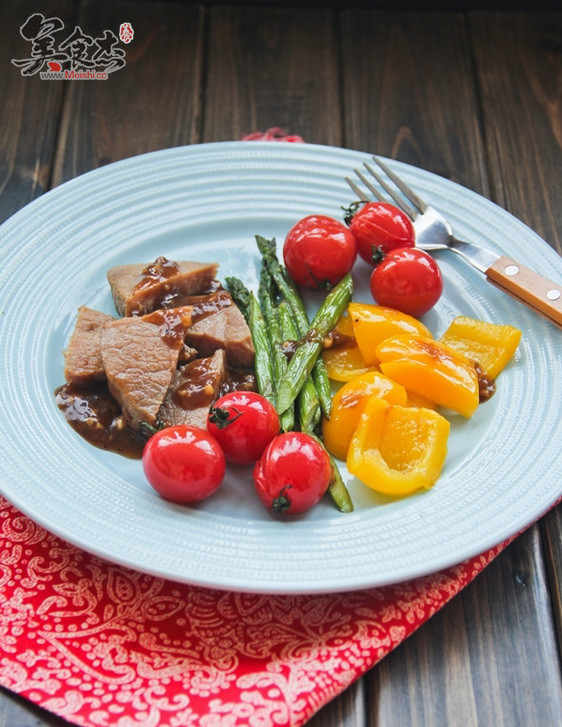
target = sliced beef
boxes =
[100,306,192,430]
[184,300,254,368]
[184,308,227,356]
[107,257,218,316]
[224,304,255,368]
[64,306,116,383]
[159,349,227,430]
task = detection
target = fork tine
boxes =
[362,162,417,220]
[354,167,381,199]
[371,155,427,213]
[351,166,415,221]
[345,176,369,202]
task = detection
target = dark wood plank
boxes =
[52,0,204,186]
[340,8,562,726]
[470,11,562,252]
[0,688,73,727]
[307,679,366,727]
[203,4,341,144]
[543,505,562,659]
[340,9,488,194]
[0,0,74,223]
[470,7,562,665]
[376,529,562,726]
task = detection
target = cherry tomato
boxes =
[370,247,443,318]
[207,391,280,464]
[253,432,332,515]
[346,202,415,264]
[283,215,357,290]
[142,426,225,503]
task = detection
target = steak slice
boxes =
[159,349,227,430]
[107,257,218,316]
[184,303,254,368]
[224,304,255,368]
[101,306,193,430]
[64,306,116,383]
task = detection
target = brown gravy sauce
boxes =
[55,367,256,459]
[132,256,180,294]
[55,382,146,459]
[142,308,193,350]
[161,288,233,323]
[475,362,496,402]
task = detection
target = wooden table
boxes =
[2,2,561,725]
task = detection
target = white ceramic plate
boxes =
[1,141,560,594]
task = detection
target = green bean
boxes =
[276,273,353,415]
[310,433,354,513]
[278,302,320,434]
[226,276,275,404]
[256,235,333,418]
[258,268,294,431]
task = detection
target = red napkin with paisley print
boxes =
[0,130,553,727]
[0,495,518,727]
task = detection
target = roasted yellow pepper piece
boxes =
[323,313,377,381]
[440,315,521,379]
[348,302,432,366]
[376,334,480,418]
[323,371,407,460]
[347,397,450,497]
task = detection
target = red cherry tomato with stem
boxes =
[253,432,332,515]
[207,391,280,464]
[142,426,225,503]
[370,247,443,317]
[345,201,415,264]
[283,215,357,290]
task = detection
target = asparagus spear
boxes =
[309,433,354,513]
[258,268,295,432]
[226,277,275,403]
[279,291,352,510]
[276,273,353,415]
[278,301,321,434]
[256,235,333,419]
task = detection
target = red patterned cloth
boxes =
[241,127,304,143]
[0,496,514,727]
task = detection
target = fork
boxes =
[346,156,562,329]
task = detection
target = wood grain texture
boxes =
[374,529,562,727]
[340,8,562,727]
[308,679,366,727]
[0,688,72,727]
[0,0,74,223]
[543,505,562,663]
[339,9,488,194]
[470,12,562,251]
[52,0,204,186]
[203,4,341,145]
[0,4,560,727]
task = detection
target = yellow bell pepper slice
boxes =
[323,312,376,381]
[440,315,521,379]
[347,397,450,497]
[323,345,377,381]
[348,302,432,366]
[405,391,437,410]
[323,371,407,460]
[376,334,480,418]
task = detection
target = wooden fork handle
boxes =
[485,255,562,329]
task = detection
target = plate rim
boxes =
[0,140,561,594]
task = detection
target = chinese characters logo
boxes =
[11,13,133,80]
